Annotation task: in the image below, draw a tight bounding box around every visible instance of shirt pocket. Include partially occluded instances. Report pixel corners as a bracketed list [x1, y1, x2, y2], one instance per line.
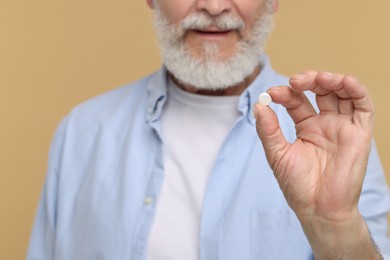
[249, 209, 313, 260]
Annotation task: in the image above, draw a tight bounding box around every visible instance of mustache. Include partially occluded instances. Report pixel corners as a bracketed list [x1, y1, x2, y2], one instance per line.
[180, 13, 245, 31]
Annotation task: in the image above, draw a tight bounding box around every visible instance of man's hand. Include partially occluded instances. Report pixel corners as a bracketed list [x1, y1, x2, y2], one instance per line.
[254, 71, 382, 259]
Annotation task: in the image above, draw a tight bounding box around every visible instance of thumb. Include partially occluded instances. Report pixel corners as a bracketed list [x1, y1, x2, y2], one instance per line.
[254, 102, 288, 169]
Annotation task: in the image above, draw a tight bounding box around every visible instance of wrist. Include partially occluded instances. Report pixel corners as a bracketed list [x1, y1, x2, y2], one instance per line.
[298, 212, 382, 259]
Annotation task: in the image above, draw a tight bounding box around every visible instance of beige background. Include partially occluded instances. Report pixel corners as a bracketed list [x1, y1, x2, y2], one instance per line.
[1, 1, 389, 259]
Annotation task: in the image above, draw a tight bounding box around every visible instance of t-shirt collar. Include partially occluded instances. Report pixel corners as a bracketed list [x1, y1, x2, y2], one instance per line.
[146, 55, 277, 125]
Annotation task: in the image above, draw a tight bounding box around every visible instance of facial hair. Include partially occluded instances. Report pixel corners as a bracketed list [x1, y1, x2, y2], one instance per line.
[152, 1, 274, 90]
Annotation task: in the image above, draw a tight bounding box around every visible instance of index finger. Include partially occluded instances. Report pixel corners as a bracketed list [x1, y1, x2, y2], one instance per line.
[289, 71, 374, 113]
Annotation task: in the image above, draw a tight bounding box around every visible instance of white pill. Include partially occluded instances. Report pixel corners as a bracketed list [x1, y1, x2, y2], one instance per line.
[258, 92, 272, 106]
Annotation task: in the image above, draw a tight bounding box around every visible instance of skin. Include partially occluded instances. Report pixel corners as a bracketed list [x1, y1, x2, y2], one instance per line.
[147, 0, 278, 95]
[254, 71, 381, 259]
[147, 0, 383, 258]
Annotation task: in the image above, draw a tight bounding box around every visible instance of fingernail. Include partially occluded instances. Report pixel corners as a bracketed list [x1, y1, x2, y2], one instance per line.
[320, 72, 333, 78]
[253, 104, 259, 118]
[291, 74, 307, 81]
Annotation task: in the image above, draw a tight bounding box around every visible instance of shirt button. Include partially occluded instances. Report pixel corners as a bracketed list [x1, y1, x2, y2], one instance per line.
[147, 107, 153, 114]
[144, 196, 153, 205]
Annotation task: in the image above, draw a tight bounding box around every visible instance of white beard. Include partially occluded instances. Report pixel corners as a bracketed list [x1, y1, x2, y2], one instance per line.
[152, 1, 274, 90]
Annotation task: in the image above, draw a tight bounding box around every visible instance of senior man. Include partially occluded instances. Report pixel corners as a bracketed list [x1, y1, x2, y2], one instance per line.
[28, 0, 390, 259]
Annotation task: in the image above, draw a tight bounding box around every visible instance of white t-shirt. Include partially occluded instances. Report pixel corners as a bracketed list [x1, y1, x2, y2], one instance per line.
[147, 79, 240, 260]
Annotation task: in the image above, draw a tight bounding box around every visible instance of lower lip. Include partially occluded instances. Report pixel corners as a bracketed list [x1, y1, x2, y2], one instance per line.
[192, 30, 233, 40]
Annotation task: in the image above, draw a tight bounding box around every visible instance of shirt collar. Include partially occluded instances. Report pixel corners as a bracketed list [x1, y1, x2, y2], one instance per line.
[146, 55, 277, 125]
[146, 66, 169, 123]
[239, 55, 277, 125]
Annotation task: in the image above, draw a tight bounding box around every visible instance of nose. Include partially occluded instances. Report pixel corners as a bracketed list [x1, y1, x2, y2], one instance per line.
[195, 0, 232, 16]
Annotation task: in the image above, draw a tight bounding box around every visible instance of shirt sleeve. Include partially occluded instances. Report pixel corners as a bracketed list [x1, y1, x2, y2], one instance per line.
[359, 140, 390, 257]
[26, 117, 69, 260]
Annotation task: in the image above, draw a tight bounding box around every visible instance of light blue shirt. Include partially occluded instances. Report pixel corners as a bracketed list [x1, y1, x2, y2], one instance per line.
[27, 57, 390, 259]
